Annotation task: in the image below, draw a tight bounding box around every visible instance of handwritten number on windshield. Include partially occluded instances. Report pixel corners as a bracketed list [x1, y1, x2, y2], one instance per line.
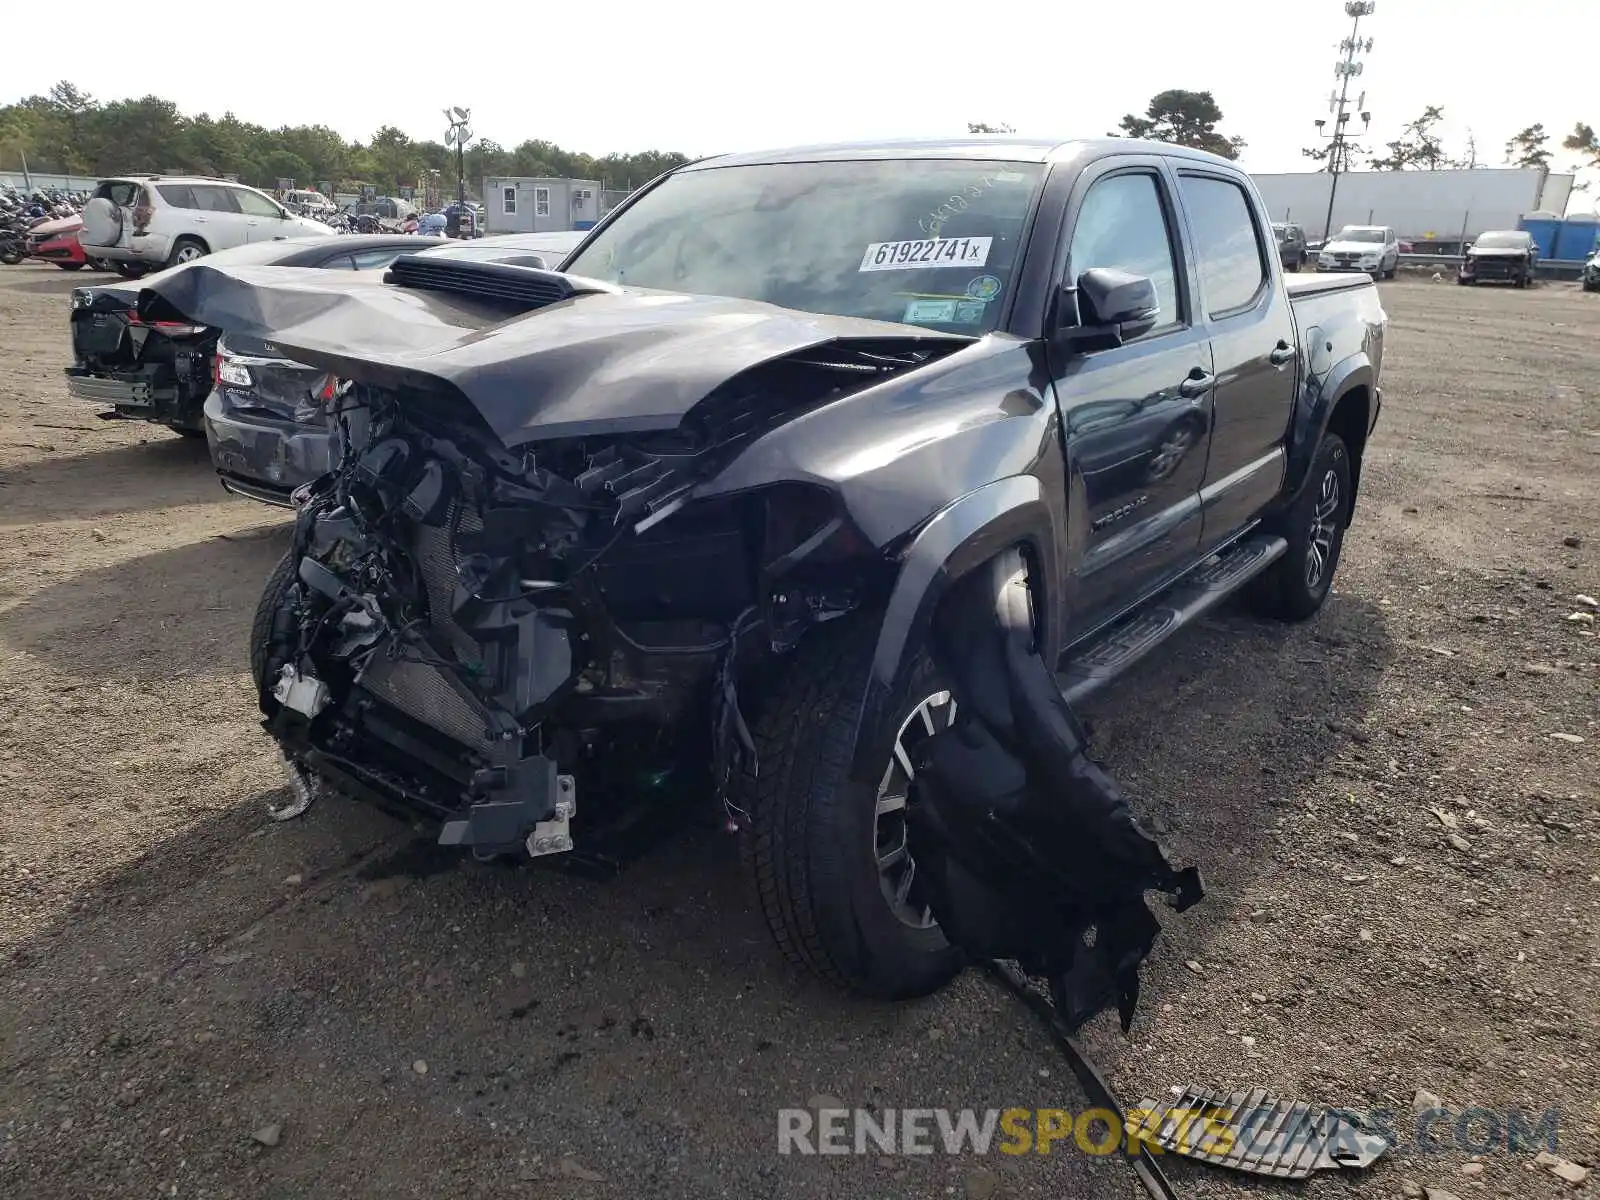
[920, 175, 1002, 238]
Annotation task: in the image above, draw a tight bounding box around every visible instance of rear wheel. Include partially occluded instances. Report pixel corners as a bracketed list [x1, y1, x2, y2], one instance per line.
[54, 262, 85, 271]
[740, 619, 963, 999]
[165, 237, 208, 269]
[1250, 434, 1351, 622]
[114, 262, 149, 280]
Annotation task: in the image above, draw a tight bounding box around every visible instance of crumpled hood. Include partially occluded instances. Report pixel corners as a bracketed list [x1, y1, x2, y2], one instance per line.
[137, 261, 968, 445]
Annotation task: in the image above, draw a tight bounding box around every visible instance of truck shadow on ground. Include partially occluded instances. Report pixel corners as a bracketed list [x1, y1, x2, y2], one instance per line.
[1072, 592, 1397, 1067]
[0, 578, 1393, 1196]
[0, 521, 289, 680]
[0, 434, 238, 525]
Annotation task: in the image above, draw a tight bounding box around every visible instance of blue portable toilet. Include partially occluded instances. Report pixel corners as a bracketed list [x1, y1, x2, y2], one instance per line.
[1518, 216, 1562, 258]
[1553, 218, 1600, 262]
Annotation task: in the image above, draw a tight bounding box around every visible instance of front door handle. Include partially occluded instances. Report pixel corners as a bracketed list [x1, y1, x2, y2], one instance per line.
[1178, 370, 1214, 399]
[1269, 341, 1297, 366]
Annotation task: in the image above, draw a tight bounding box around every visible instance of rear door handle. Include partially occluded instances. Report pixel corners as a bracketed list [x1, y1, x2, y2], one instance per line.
[1178, 370, 1214, 399]
[1269, 341, 1297, 366]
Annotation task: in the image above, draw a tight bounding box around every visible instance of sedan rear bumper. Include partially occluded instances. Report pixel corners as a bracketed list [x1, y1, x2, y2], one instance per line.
[203, 389, 337, 506]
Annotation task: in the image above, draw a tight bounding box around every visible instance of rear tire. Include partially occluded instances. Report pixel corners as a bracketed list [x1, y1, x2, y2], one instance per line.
[165, 237, 208, 269]
[739, 618, 963, 1000]
[1250, 434, 1351, 622]
[114, 262, 148, 280]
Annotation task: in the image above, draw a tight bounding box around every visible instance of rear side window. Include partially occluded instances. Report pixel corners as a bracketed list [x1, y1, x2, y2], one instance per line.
[233, 188, 282, 218]
[157, 184, 196, 209]
[189, 185, 241, 214]
[1068, 172, 1183, 335]
[94, 181, 144, 207]
[1179, 175, 1268, 317]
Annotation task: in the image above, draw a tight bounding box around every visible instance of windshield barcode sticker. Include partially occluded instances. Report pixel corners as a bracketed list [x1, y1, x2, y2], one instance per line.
[860, 237, 992, 272]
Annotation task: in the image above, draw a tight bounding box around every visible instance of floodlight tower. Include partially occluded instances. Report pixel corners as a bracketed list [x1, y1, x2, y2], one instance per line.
[444, 106, 473, 212]
[1312, 2, 1376, 241]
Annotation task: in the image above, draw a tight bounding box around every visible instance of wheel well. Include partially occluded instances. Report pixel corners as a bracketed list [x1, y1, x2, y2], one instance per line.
[173, 235, 209, 253]
[1326, 386, 1370, 523]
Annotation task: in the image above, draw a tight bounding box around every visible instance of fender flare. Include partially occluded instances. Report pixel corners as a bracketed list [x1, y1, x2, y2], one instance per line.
[848, 474, 1060, 785]
[1282, 354, 1375, 505]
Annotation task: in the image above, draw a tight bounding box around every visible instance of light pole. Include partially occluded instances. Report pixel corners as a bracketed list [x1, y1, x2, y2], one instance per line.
[1314, 2, 1376, 243]
[443, 106, 472, 231]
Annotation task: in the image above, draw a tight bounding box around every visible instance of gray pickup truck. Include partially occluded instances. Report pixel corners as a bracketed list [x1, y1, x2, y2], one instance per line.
[140, 136, 1385, 1000]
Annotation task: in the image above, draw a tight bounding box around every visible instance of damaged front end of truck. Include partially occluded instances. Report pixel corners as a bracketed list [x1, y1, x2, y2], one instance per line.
[140, 246, 1202, 1025]
[143, 255, 975, 860]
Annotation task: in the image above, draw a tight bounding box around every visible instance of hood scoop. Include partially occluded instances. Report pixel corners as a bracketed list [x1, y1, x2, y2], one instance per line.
[383, 255, 615, 312]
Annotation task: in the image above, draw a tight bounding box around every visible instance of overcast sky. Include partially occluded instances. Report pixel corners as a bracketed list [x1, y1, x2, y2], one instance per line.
[9, 0, 1599, 205]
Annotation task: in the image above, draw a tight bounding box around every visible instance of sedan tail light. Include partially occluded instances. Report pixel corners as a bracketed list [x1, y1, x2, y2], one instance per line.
[124, 309, 206, 336]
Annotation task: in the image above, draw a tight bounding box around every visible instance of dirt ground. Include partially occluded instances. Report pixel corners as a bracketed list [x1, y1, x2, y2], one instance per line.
[0, 262, 1595, 1200]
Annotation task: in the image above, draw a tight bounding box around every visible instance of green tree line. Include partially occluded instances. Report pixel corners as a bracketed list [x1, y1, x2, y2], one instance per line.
[0, 82, 690, 196]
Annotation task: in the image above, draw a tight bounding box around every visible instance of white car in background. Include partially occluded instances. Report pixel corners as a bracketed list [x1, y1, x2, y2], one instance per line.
[79, 176, 335, 278]
[1316, 225, 1401, 280]
[282, 188, 335, 217]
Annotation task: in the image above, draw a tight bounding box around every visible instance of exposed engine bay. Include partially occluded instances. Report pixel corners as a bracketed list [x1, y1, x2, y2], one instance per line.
[254, 336, 962, 859]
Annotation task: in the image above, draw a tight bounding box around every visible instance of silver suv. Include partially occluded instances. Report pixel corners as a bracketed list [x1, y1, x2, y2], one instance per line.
[80, 176, 335, 276]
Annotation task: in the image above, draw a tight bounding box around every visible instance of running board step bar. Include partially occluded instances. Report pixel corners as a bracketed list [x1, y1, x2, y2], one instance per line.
[1057, 533, 1287, 705]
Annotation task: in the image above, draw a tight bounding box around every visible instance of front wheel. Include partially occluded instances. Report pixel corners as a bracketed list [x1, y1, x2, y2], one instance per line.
[1250, 434, 1351, 622]
[55, 261, 85, 271]
[114, 262, 149, 280]
[739, 620, 962, 999]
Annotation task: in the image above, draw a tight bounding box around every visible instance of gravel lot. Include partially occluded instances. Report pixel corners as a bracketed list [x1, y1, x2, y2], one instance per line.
[0, 262, 1595, 1200]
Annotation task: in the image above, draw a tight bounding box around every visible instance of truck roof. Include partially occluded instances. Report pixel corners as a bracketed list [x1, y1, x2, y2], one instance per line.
[688, 136, 1244, 170]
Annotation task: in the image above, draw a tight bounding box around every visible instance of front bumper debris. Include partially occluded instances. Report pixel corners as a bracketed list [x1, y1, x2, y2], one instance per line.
[1132, 1086, 1390, 1178]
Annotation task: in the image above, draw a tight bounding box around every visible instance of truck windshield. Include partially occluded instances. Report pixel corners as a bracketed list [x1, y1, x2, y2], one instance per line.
[1335, 228, 1385, 243]
[563, 159, 1047, 333]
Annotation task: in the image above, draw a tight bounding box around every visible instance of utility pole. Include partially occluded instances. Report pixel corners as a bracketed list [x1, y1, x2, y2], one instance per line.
[443, 107, 472, 233]
[1312, 2, 1376, 242]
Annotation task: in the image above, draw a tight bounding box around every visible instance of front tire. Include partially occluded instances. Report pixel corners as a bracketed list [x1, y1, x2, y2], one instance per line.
[114, 262, 149, 280]
[1250, 434, 1351, 622]
[251, 553, 299, 689]
[740, 619, 962, 999]
[55, 261, 85, 271]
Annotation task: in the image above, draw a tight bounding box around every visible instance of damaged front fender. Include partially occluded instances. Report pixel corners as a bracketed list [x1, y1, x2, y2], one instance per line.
[849, 475, 1063, 790]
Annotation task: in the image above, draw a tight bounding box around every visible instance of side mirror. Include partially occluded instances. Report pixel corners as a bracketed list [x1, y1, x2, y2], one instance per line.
[1056, 267, 1160, 351]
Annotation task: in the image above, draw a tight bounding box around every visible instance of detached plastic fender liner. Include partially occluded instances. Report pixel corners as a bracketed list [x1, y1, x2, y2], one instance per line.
[906, 549, 1202, 1032]
[1282, 356, 1374, 510]
[848, 475, 1060, 787]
